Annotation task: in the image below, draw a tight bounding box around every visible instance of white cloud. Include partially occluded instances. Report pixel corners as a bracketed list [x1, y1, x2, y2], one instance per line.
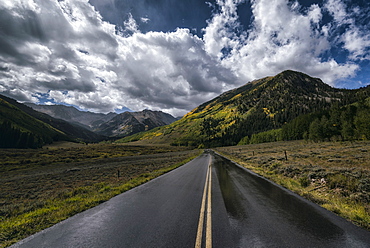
[140, 17, 150, 23]
[113, 28, 237, 115]
[123, 13, 140, 35]
[203, 0, 244, 59]
[342, 28, 370, 60]
[308, 4, 322, 25]
[324, 0, 348, 24]
[203, 0, 364, 85]
[0, 0, 369, 116]
[0, 0, 236, 116]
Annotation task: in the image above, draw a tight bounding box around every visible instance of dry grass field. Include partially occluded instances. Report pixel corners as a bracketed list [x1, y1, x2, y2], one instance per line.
[0, 143, 200, 247]
[215, 140, 370, 231]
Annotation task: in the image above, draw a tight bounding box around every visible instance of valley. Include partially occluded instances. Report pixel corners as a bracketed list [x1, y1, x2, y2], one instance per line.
[26, 103, 178, 138]
[1, 70, 370, 149]
[1, 70, 370, 246]
[1, 141, 369, 247]
[2, 0, 370, 245]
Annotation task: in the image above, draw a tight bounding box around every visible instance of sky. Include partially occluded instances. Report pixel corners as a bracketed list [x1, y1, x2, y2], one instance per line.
[0, 0, 369, 116]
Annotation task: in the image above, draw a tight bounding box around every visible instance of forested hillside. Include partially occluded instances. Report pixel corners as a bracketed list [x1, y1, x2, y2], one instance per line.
[0, 94, 106, 146]
[118, 70, 370, 147]
[0, 98, 68, 148]
[243, 97, 370, 144]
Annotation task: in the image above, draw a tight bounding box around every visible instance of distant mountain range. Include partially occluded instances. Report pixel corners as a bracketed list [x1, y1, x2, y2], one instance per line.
[118, 70, 370, 147]
[94, 110, 178, 137]
[25, 103, 178, 138]
[0, 95, 177, 148]
[24, 103, 118, 130]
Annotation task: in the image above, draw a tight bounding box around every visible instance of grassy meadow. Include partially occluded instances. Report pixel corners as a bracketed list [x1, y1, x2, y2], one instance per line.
[215, 140, 370, 231]
[0, 143, 200, 247]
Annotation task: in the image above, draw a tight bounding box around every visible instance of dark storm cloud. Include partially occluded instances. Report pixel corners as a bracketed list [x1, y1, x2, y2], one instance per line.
[0, 8, 44, 63]
[0, 0, 119, 103]
[112, 28, 238, 114]
[0, 0, 239, 115]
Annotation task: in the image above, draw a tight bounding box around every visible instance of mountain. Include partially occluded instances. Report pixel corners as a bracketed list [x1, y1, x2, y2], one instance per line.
[25, 103, 118, 130]
[0, 96, 69, 148]
[117, 70, 370, 147]
[95, 109, 177, 137]
[0, 94, 105, 144]
[25, 103, 178, 138]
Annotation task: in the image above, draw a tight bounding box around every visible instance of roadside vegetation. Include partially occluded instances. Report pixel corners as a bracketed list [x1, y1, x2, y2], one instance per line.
[0, 143, 200, 248]
[215, 140, 370, 231]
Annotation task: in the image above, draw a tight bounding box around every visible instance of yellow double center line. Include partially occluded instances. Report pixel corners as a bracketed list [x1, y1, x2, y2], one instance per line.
[195, 156, 212, 248]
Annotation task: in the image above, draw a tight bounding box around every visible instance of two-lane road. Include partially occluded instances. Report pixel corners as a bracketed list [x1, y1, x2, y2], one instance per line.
[12, 151, 370, 247]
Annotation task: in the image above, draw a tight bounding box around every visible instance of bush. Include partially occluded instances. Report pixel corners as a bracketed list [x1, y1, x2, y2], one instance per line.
[249, 129, 282, 144]
[327, 174, 359, 192]
[299, 176, 310, 187]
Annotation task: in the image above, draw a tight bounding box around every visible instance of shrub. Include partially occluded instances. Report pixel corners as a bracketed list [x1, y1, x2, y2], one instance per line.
[299, 176, 310, 187]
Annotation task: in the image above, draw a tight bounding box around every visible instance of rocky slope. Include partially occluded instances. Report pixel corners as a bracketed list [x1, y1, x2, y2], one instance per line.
[95, 109, 177, 137]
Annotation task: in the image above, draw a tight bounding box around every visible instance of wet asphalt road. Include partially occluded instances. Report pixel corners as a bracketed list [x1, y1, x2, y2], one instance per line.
[12, 151, 370, 247]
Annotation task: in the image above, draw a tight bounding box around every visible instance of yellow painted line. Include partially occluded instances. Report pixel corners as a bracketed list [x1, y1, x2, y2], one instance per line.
[195, 156, 212, 248]
[206, 157, 212, 248]
[195, 162, 209, 248]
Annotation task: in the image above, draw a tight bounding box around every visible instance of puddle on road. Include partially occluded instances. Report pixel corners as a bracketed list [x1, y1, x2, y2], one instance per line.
[214, 157, 247, 220]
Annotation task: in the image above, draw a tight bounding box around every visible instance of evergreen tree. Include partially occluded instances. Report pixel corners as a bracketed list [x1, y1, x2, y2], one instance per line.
[200, 117, 221, 146]
[0, 121, 43, 148]
[354, 109, 370, 140]
[341, 121, 355, 141]
[320, 115, 331, 140]
[309, 118, 322, 142]
[329, 104, 341, 138]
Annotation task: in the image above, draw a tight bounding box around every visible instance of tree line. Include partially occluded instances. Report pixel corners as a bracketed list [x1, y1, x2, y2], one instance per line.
[0, 121, 46, 148]
[239, 100, 370, 145]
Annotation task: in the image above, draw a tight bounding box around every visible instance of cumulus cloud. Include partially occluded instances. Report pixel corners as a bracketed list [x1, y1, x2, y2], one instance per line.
[0, 0, 236, 116]
[0, 0, 369, 116]
[114, 28, 238, 113]
[203, 0, 367, 85]
[203, 0, 245, 59]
